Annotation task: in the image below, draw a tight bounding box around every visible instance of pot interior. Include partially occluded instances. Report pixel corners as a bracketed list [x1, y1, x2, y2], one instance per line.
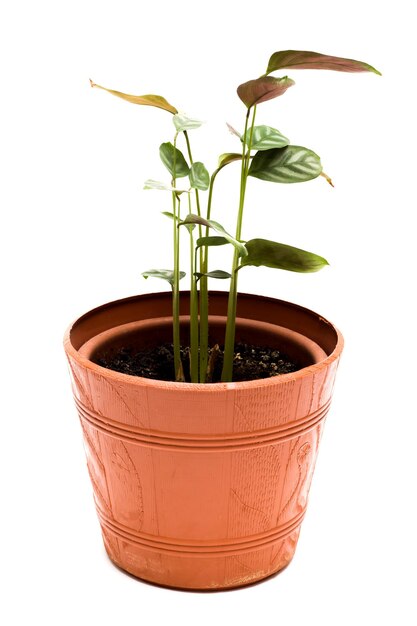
[82, 315, 327, 372]
[69, 291, 341, 370]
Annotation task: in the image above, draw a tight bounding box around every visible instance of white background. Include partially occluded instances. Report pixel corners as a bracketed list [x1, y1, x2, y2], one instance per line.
[1, 0, 416, 624]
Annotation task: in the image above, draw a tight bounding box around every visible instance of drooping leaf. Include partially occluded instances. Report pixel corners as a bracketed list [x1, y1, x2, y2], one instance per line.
[173, 113, 204, 132]
[180, 214, 247, 257]
[144, 179, 189, 193]
[189, 162, 210, 190]
[266, 50, 381, 75]
[89, 80, 178, 113]
[243, 125, 289, 150]
[195, 270, 232, 281]
[161, 211, 175, 219]
[217, 153, 242, 170]
[159, 142, 190, 178]
[196, 236, 229, 248]
[240, 239, 329, 273]
[248, 145, 322, 183]
[237, 76, 295, 108]
[142, 269, 186, 287]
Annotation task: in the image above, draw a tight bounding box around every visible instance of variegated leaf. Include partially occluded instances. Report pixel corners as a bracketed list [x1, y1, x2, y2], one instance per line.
[243, 125, 289, 150]
[249, 145, 322, 183]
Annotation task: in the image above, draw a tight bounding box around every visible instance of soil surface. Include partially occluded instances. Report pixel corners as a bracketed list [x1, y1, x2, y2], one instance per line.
[95, 342, 300, 383]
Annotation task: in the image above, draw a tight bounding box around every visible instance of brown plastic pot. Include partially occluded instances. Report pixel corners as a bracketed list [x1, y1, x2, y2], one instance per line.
[64, 291, 343, 590]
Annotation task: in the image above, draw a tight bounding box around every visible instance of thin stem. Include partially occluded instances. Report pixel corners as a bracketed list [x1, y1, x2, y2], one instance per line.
[172, 132, 183, 381]
[184, 132, 202, 218]
[189, 223, 199, 383]
[198, 168, 220, 381]
[221, 106, 257, 382]
[183, 130, 203, 383]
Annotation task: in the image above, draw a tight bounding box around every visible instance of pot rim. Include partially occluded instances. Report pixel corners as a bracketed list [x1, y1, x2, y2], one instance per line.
[64, 291, 344, 392]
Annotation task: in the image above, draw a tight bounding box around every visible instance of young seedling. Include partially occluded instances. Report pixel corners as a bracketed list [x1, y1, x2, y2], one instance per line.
[91, 50, 380, 383]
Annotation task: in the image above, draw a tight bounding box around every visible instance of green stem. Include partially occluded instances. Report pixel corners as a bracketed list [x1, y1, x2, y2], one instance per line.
[172, 133, 183, 381]
[198, 168, 220, 382]
[184, 132, 202, 218]
[189, 221, 199, 383]
[183, 130, 202, 382]
[221, 106, 257, 382]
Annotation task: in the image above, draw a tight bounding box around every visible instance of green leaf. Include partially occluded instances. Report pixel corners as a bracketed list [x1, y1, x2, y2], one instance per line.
[237, 76, 295, 108]
[266, 50, 381, 75]
[180, 214, 247, 258]
[217, 153, 242, 170]
[243, 125, 289, 150]
[189, 162, 210, 190]
[142, 269, 186, 287]
[161, 211, 175, 219]
[89, 80, 178, 113]
[144, 179, 189, 193]
[159, 143, 190, 178]
[248, 145, 322, 183]
[240, 239, 329, 273]
[173, 113, 204, 132]
[195, 270, 232, 281]
[196, 236, 229, 248]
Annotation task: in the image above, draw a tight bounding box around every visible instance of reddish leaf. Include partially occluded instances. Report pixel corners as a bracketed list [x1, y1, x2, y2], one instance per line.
[237, 76, 295, 108]
[267, 50, 381, 75]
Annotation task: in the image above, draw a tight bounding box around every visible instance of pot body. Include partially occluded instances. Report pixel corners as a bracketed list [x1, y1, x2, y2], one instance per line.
[64, 292, 343, 590]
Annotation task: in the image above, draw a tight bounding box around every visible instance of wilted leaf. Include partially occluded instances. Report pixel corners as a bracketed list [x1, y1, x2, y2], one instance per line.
[195, 270, 232, 280]
[237, 76, 295, 108]
[226, 123, 241, 138]
[189, 162, 210, 190]
[142, 269, 186, 287]
[180, 214, 247, 257]
[159, 142, 190, 178]
[240, 239, 329, 273]
[196, 236, 229, 248]
[173, 113, 204, 132]
[249, 145, 322, 183]
[243, 125, 289, 150]
[266, 50, 381, 75]
[217, 153, 242, 170]
[90, 80, 178, 113]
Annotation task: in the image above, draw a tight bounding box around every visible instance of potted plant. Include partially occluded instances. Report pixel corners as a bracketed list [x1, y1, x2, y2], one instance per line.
[64, 49, 379, 590]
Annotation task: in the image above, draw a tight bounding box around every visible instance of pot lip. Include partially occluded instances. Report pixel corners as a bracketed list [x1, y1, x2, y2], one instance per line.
[64, 291, 344, 391]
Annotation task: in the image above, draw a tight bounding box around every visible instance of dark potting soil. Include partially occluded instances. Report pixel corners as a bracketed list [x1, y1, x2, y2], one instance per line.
[96, 342, 300, 383]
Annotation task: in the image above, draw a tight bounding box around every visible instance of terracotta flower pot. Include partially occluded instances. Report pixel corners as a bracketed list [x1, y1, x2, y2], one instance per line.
[64, 291, 343, 590]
